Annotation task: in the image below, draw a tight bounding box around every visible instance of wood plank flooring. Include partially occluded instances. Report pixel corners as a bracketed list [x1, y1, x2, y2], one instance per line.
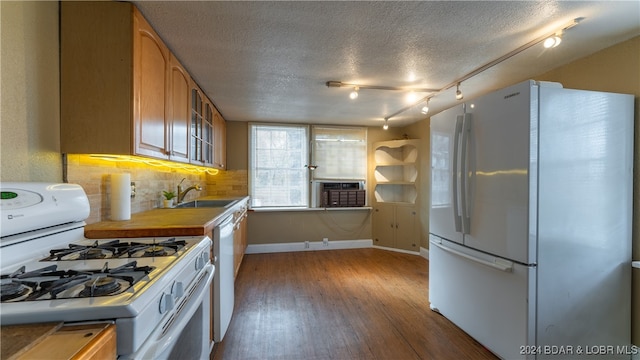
[211, 248, 498, 360]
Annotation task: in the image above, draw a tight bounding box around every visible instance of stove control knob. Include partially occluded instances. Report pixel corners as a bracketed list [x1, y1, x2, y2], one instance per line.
[159, 293, 174, 314]
[172, 281, 184, 299]
[195, 256, 204, 271]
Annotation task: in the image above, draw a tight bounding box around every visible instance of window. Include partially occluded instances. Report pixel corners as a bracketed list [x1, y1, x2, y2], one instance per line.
[249, 124, 309, 208]
[311, 126, 367, 181]
[249, 124, 367, 208]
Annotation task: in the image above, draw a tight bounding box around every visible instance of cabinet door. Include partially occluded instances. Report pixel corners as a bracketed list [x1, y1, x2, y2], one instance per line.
[168, 54, 190, 163]
[372, 206, 395, 248]
[214, 111, 226, 169]
[395, 206, 419, 251]
[190, 84, 204, 164]
[133, 9, 169, 159]
[203, 101, 215, 166]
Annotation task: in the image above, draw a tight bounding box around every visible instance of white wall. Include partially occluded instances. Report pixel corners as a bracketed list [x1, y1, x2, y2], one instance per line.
[1, 1, 62, 182]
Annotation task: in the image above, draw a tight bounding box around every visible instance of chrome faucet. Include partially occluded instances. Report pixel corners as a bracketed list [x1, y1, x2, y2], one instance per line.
[177, 178, 202, 203]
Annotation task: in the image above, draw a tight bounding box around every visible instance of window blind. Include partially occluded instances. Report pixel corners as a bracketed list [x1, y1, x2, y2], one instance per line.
[311, 126, 367, 180]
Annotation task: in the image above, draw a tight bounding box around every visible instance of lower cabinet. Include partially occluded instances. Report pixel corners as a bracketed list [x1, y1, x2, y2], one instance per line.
[233, 207, 248, 279]
[372, 204, 419, 252]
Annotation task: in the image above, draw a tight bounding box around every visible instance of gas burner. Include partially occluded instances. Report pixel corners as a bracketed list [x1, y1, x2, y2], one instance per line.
[79, 276, 121, 297]
[124, 238, 186, 258]
[0, 262, 155, 302]
[0, 282, 33, 302]
[42, 240, 128, 261]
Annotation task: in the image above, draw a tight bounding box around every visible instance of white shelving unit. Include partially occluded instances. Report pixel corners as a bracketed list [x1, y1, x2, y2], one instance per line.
[372, 139, 420, 252]
[373, 139, 419, 205]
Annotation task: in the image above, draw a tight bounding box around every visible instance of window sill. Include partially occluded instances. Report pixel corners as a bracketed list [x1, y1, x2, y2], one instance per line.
[250, 206, 372, 213]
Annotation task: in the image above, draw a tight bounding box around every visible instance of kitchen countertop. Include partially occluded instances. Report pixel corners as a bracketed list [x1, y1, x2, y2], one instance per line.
[85, 196, 249, 239]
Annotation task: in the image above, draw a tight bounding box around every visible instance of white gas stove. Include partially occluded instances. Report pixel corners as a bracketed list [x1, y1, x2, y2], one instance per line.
[0, 182, 214, 359]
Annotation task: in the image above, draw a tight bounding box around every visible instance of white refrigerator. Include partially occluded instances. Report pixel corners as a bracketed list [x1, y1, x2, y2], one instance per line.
[429, 80, 634, 359]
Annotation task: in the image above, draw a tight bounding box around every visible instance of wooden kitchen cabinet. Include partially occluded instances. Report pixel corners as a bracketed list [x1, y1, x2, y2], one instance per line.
[61, 2, 189, 163]
[233, 207, 248, 279]
[169, 54, 191, 163]
[190, 83, 214, 166]
[190, 82, 226, 169]
[214, 111, 227, 169]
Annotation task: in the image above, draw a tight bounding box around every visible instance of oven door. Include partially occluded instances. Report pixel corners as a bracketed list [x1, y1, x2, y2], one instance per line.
[121, 264, 214, 360]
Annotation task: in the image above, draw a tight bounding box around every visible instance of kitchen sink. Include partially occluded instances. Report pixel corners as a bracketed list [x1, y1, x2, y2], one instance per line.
[174, 199, 236, 208]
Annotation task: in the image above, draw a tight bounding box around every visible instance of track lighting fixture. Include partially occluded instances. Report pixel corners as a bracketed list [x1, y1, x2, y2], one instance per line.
[421, 99, 430, 115]
[383, 118, 389, 130]
[455, 83, 463, 100]
[382, 17, 582, 122]
[349, 87, 359, 99]
[327, 81, 437, 100]
[543, 32, 563, 48]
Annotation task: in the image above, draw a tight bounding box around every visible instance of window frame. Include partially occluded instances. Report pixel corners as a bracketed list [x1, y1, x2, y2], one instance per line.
[248, 123, 368, 209]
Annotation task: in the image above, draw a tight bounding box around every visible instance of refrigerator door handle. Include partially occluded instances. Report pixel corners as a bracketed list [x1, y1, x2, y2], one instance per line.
[452, 115, 464, 233]
[430, 239, 513, 272]
[460, 113, 472, 234]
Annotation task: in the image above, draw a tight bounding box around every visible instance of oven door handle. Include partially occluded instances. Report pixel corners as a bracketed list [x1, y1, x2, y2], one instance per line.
[124, 265, 214, 360]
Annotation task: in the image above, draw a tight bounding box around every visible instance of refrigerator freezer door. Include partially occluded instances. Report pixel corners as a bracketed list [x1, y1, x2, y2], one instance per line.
[429, 236, 535, 359]
[430, 104, 465, 244]
[535, 87, 633, 358]
[462, 81, 535, 264]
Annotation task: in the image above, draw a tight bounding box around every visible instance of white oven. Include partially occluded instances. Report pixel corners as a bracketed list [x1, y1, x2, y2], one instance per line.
[0, 182, 214, 359]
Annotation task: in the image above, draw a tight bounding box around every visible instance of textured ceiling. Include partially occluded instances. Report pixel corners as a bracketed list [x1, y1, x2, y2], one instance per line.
[132, 1, 640, 128]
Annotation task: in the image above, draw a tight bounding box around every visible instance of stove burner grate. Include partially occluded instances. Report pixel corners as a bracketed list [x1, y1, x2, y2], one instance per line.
[0, 262, 155, 302]
[40, 238, 187, 261]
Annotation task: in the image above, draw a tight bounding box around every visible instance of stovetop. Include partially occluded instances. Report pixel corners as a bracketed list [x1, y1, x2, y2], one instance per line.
[41, 238, 188, 261]
[1, 261, 153, 302]
[0, 236, 203, 304]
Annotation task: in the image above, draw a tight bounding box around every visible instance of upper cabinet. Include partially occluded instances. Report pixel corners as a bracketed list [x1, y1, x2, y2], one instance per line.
[213, 110, 227, 170]
[168, 54, 191, 163]
[60, 1, 224, 168]
[190, 81, 226, 169]
[133, 9, 170, 159]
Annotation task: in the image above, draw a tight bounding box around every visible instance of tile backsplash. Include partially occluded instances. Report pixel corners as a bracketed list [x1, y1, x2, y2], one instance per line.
[65, 155, 247, 224]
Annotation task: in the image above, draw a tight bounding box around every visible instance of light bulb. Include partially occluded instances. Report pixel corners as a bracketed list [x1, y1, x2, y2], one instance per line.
[383, 119, 389, 130]
[349, 87, 359, 99]
[406, 91, 418, 103]
[455, 84, 463, 100]
[421, 106, 429, 115]
[543, 33, 562, 48]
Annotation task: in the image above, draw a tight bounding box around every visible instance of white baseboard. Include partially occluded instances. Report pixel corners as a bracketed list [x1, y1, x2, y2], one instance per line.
[372, 245, 420, 256]
[420, 247, 429, 260]
[245, 239, 373, 254]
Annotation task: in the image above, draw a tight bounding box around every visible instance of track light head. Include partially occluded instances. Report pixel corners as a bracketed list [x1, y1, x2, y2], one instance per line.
[543, 32, 563, 48]
[349, 87, 359, 100]
[383, 118, 389, 130]
[455, 83, 464, 100]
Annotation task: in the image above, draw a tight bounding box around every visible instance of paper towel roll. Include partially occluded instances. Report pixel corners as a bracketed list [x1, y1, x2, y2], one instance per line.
[111, 173, 131, 221]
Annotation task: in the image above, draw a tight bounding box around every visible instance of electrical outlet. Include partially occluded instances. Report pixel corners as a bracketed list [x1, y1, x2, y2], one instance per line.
[323, 237, 328, 247]
[304, 241, 309, 249]
[130, 182, 136, 198]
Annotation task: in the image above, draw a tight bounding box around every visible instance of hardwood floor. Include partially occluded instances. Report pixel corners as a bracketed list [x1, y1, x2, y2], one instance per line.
[211, 248, 498, 360]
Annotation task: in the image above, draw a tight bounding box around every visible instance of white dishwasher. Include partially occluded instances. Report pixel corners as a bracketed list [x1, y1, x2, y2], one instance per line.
[213, 214, 234, 342]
